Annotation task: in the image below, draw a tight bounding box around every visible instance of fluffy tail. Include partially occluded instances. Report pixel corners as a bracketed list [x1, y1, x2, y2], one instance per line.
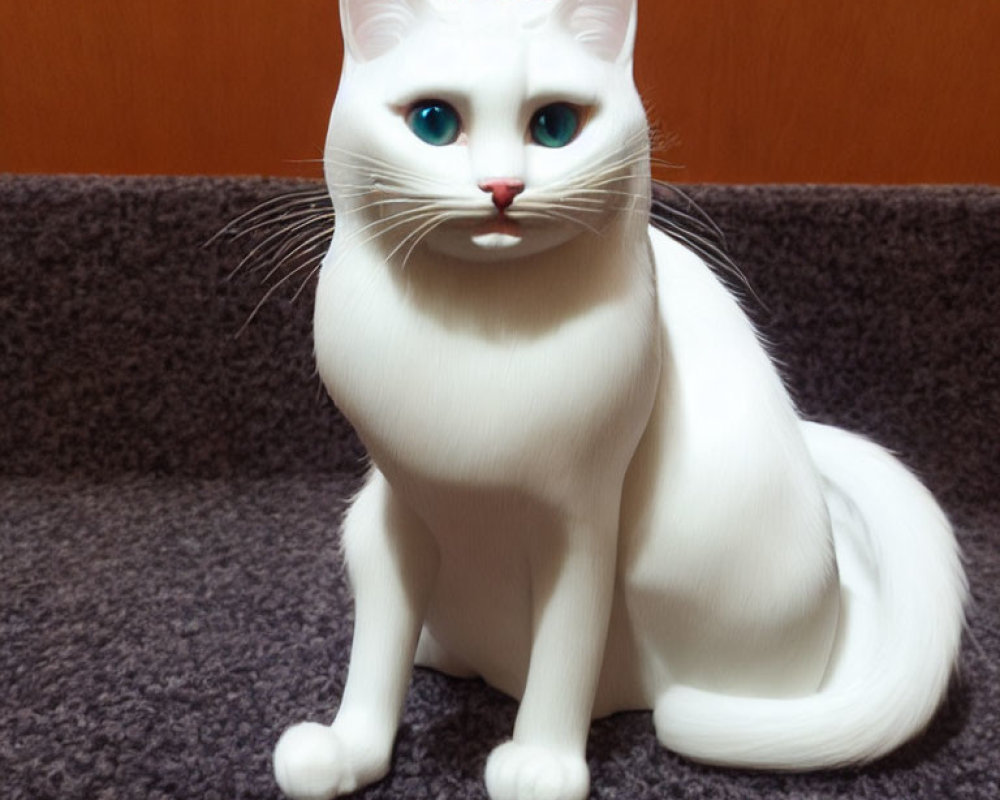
[654, 422, 967, 769]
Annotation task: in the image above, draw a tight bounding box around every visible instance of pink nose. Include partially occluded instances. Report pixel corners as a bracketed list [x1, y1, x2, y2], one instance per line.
[479, 179, 525, 212]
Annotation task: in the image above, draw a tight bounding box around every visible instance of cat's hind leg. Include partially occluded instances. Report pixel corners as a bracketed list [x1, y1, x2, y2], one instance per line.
[274, 471, 438, 800]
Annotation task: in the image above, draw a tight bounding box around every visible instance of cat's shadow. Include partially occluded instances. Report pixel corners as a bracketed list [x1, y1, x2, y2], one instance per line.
[400, 671, 515, 790]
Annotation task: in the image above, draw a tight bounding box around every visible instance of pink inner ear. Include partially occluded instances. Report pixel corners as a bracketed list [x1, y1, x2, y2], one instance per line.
[562, 0, 636, 62]
[342, 0, 419, 62]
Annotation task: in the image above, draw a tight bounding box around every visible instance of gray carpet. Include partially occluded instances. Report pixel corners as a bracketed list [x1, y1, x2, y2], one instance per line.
[1, 175, 997, 799]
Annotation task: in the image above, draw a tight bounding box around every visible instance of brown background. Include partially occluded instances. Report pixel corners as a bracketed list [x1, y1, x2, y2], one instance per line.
[2, 1, 998, 183]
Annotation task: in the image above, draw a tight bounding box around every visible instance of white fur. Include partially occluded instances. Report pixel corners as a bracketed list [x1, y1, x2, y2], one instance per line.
[273, 2, 967, 799]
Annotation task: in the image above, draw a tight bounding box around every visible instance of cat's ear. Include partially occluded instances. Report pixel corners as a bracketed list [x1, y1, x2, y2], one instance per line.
[556, 0, 638, 63]
[339, 0, 425, 62]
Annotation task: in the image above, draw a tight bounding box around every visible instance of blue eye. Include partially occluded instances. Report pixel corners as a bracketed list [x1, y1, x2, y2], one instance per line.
[407, 101, 461, 146]
[530, 103, 581, 148]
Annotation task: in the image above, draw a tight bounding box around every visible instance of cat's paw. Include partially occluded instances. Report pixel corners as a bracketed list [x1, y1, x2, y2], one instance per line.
[485, 741, 589, 800]
[273, 721, 389, 800]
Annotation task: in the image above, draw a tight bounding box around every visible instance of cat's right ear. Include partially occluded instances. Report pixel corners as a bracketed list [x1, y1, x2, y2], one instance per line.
[339, 0, 424, 62]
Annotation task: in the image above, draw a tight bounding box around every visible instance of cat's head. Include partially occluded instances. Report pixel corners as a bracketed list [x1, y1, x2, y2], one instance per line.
[327, 0, 648, 263]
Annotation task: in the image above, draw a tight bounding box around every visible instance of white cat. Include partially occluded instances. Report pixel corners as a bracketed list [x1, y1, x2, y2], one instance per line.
[272, 2, 968, 799]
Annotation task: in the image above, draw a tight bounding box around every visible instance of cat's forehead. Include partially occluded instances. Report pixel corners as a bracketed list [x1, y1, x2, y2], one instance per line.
[430, 0, 559, 32]
[416, 3, 616, 67]
[381, 21, 605, 103]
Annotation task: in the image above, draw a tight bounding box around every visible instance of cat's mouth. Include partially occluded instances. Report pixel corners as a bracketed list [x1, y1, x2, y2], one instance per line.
[475, 215, 522, 236]
[422, 207, 579, 261]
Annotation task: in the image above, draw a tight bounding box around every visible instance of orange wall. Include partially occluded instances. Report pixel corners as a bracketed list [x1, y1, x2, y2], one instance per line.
[2, 1, 998, 183]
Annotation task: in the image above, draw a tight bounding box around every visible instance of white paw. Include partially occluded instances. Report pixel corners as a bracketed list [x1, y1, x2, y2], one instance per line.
[273, 721, 389, 800]
[485, 741, 589, 800]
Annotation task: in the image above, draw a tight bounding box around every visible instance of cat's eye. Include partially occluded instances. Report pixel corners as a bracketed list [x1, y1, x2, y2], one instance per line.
[407, 101, 462, 146]
[529, 103, 582, 148]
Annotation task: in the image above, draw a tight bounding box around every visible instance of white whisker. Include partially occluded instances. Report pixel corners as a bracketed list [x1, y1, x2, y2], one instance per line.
[209, 188, 329, 245]
[230, 208, 334, 241]
[291, 260, 324, 304]
[235, 254, 323, 338]
[227, 213, 332, 282]
[340, 203, 446, 250]
[398, 214, 452, 269]
[258, 227, 337, 286]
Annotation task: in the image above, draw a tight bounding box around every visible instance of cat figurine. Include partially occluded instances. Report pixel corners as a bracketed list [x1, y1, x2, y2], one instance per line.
[272, 2, 967, 799]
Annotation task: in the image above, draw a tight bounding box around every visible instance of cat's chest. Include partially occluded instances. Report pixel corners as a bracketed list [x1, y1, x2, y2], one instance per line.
[313, 237, 659, 486]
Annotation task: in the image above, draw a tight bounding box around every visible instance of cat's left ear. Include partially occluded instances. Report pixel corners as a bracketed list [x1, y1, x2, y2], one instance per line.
[556, 0, 638, 63]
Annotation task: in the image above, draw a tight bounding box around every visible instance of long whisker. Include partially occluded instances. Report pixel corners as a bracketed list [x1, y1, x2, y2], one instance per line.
[339, 202, 447, 250]
[212, 186, 337, 335]
[290, 260, 325, 304]
[589, 147, 651, 177]
[382, 211, 443, 264]
[398, 213, 454, 269]
[386, 206, 481, 266]
[658, 185, 728, 239]
[226, 213, 331, 282]
[332, 201, 471, 267]
[542, 208, 606, 237]
[570, 187, 645, 205]
[228, 207, 333, 242]
[235, 255, 324, 338]
[559, 155, 647, 190]
[207, 188, 330, 247]
[241, 212, 335, 265]
[257, 227, 336, 286]
[649, 204, 762, 307]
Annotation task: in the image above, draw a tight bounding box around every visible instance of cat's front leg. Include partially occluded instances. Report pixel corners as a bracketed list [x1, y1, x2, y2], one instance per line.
[274, 471, 437, 800]
[485, 515, 617, 800]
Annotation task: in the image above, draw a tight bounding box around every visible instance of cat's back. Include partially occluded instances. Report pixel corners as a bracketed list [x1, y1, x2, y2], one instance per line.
[635, 225, 819, 507]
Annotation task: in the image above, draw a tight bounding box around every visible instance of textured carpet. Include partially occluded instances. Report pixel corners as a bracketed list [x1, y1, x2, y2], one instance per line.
[1, 175, 997, 799]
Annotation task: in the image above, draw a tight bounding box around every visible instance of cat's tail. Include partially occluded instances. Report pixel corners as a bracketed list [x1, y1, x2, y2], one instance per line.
[653, 422, 967, 770]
